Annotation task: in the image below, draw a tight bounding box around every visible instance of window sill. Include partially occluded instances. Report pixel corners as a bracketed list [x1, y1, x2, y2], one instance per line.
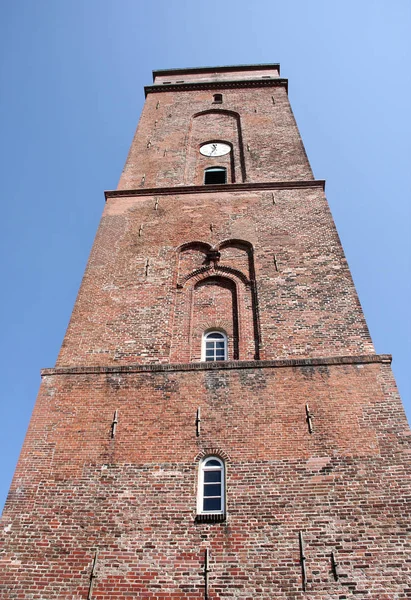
[195, 513, 226, 523]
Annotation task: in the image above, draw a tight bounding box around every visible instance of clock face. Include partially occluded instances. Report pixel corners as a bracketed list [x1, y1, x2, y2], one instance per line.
[200, 142, 231, 157]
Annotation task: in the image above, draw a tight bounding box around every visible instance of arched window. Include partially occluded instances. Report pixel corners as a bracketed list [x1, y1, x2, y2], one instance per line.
[213, 93, 223, 103]
[198, 457, 225, 515]
[204, 167, 227, 185]
[202, 331, 227, 362]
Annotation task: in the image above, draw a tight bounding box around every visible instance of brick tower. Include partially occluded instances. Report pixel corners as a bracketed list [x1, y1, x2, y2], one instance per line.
[1, 64, 410, 598]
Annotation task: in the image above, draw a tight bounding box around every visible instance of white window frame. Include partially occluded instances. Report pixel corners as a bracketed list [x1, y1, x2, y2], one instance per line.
[197, 456, 225, 515]
[202, 330, 228, 362]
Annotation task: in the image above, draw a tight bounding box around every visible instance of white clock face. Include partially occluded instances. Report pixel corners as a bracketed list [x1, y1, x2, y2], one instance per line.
[200, 142, 231, 157]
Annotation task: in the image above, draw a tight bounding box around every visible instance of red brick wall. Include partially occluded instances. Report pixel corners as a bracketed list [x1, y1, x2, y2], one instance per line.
[118, 85, 312, 190]
[56, 185, 373, 367]
[2, 360, 410, 598]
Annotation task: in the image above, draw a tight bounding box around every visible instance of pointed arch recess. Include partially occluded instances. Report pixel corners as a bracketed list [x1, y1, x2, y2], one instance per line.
[192, 274, 240, 361]
[179, 265, 250, 288]
[171, 240, 262, 362]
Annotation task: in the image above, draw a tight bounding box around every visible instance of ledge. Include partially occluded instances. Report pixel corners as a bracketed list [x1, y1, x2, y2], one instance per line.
[145, 77, 288, 97]
[41, 354, 392, 378]
[105, 180, 325, 201]
[195, 513, 226, 524]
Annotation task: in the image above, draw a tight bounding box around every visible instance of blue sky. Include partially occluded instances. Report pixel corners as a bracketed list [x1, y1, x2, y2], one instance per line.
[1, 0, 410, 511]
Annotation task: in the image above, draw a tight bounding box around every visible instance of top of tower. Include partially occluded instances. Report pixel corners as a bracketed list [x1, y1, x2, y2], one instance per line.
[151, 63, 281, 85]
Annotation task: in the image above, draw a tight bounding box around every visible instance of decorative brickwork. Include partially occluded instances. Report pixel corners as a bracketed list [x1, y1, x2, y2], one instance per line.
[1, 63, 410, 599]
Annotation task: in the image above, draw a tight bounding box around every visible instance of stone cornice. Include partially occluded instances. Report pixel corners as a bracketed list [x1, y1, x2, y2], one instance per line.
[41, 354, 392, 378]
[105, 180, 325, 201]
[145, 78, 288, 97]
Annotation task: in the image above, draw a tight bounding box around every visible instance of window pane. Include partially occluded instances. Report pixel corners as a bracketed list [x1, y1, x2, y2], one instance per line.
[204, 483, 221, 497]
[216, 341, 225, 348]
[209, 333, 224, 339]
[216, 355, 225, 361]
[204, 459, 221, 466]
[204, 470, 221, 482]
[206, 349, 214, 356]
[203, 497, 222, 512]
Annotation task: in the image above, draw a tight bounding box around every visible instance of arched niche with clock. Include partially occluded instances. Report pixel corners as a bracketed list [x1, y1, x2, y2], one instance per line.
[184, 110, 246, 185]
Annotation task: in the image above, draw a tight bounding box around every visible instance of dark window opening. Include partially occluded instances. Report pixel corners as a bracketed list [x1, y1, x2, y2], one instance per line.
[162, 81, 171, 85]
[204, 167, 227, 185]
[213, 94, 223, 103]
